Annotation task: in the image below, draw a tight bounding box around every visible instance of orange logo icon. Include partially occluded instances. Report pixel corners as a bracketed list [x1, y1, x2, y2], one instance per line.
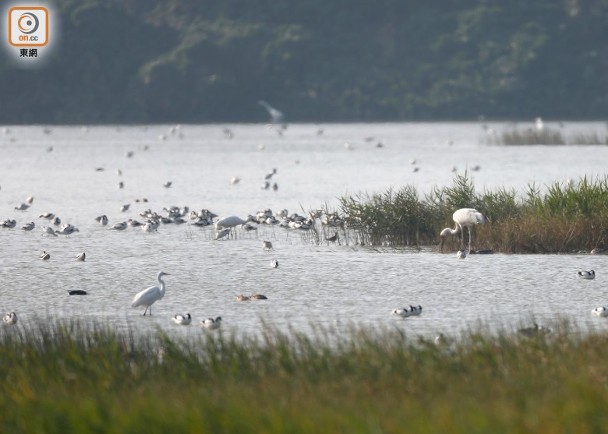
[8, 7, 48, 47]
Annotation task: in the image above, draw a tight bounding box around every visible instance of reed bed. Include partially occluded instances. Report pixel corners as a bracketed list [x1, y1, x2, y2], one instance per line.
[2, 319, 608, 433]
[483, 127, 608, 145]
[338, 173, 608, 252]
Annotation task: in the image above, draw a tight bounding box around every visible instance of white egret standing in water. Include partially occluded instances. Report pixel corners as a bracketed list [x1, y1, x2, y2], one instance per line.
[131, 271, 170, 316]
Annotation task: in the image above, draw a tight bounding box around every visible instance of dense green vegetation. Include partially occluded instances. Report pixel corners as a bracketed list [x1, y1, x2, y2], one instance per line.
[338, 173, 608, 252]
[2, 319, 608, 432]
[2, 0, 608, 123]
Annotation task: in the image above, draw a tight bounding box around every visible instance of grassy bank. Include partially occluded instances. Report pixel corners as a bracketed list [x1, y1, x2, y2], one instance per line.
[2, 320, 608, 433]
[337, 173, 608, 252]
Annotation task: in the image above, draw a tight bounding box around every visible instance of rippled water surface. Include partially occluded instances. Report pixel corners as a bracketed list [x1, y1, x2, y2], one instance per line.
[1, 122, 608, 339]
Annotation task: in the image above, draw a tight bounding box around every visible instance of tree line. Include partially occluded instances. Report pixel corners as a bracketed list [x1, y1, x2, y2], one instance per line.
[1, 0, 607, 124]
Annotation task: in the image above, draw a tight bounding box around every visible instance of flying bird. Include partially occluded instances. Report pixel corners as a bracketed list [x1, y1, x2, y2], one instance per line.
[440, 208, 485, 252]
[258, 100, 285, 125]
[131, 271, 170, 316]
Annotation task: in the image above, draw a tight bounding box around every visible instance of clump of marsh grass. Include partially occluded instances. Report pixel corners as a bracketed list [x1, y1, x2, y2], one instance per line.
[337, 172, 608, 253]
[483, 126, 608, 145]
[485, 127, 566, 145]
[3, 318, 608, 432]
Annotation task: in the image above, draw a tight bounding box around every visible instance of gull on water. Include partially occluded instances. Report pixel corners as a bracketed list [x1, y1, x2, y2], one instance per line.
[42, 226, 58, 236]
[250, 294, 268, 300]
[21, 222, 35, 231]
[2, 219, 16, 228]
[173, 313, 192, 325]
[110, 222, 127, 231]
[270, 259, 279, 268]
[76, 252, 86, 261]
[40, 251, 50, 260]
[14, 203, 29, 211]
[95, 215, 108, 226]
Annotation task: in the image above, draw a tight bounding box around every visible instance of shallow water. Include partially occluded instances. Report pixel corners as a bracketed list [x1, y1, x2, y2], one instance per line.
[1, 122, 608, 339]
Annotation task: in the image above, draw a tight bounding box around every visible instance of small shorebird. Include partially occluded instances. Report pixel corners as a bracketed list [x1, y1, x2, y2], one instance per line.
[236, 295, 250, 302]
[578, 270, 595, 280]
[3, 312, 17, 325]
[201, 317, 222, 329]
[270, 259, 279, 268]
[592, 307, 608, 317]
[14, 203, 29, 211]
[172, 313, 192, 325]
[263, 240, 273, 251]
[250, 294, 268, 300]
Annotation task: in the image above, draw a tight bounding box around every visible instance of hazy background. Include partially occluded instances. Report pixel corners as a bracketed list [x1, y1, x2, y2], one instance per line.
[1, 0, 607, 124]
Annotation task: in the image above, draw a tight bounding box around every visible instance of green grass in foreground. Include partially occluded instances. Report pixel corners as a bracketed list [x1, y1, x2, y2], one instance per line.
[2, 320, 608, 433]
[337, 173, 608, 252]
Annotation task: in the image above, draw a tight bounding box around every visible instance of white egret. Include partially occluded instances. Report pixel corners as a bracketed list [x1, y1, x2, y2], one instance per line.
[3, 312, 17, 325]
[172, 313, 192, 325]
[201, 316, 222, 329]
[440, 208, 485, 252]
[578, 270, 595, 280]
[131, 271, 170, 316]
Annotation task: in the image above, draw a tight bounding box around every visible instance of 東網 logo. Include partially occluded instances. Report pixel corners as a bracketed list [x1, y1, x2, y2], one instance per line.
[8, 6, 48, 47]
